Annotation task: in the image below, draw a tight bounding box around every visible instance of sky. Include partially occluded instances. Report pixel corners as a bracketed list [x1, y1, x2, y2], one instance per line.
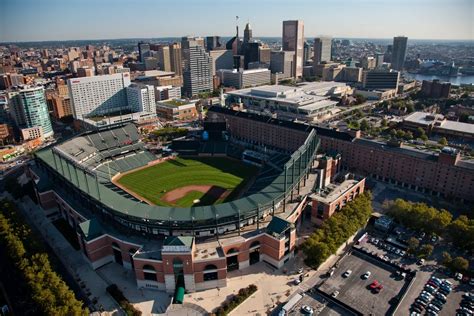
[0, 0, 473, 42]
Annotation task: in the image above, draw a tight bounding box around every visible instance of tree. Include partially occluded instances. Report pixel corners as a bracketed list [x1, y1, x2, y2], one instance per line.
[381, 118, 388, 128]
[420, 134, 428, 142]
[451, 256, 469, 272]
[406, 103, 415, 113]
[360, 119, 370, 131]
[418, 244, 434, 258]
[438, 137, 448, 146]
[404, 131, 413, 141]
[396, 129, 406, 139]
[389, 129, 397, 138]
[416, 127, 426, 138]
[407, 237, 420, 254]
[441, 251, 452, 266]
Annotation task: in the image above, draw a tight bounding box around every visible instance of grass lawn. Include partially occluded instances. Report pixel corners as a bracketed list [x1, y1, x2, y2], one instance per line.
[117, 157, 257, 207]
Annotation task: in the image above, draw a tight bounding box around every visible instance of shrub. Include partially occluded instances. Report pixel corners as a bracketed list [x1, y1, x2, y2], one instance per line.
[214, 284, 258, 315]
[106, 284, 142, 316]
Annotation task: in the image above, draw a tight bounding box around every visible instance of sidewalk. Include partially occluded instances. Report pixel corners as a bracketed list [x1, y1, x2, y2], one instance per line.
[2, 193, 121, 315]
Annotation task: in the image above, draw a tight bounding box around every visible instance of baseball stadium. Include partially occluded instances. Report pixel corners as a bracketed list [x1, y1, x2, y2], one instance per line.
[29, 106, 361, 295]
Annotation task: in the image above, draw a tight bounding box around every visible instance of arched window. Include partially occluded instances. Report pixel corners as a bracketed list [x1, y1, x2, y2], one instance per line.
[143, 265, 155, 272]
[143, 264, 157, 281]
[203, 264, 218, 281]
[227, 248, 238, 255]
[204, 264, 218, 271]
[250, 241, 261, 249]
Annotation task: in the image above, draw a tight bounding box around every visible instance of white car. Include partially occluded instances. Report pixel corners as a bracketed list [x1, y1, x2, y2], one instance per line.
[343, 270, 352, 278]
[301, 305, 314, 315]
[331, 290, 340, 298]
[362, 271, 371, 279]
[294, 278, 301, 285]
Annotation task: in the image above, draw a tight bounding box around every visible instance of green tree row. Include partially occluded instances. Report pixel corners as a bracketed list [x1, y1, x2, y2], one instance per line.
[302, 192, 373, 268]
[150, 127, 188, 141]
[0, 200, 87, 315]
[214, 284, 258, 316]
[385, 199, 474, 253]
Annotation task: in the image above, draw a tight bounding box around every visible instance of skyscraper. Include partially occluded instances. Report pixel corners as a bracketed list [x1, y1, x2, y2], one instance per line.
[244, 23, 252, 44]
[282, 20, 304, 77]
[169, 43, 183, 77]
[8, 86, 54, 138]
[183, 44, 213, 97]
[391, 36, 408, 71]
[138, 42, 151, 63]
[313, 37, 332, 65]
[206, 36, 222, 51]
[303, 41, 311, 64]
[157, 46, 171, 71]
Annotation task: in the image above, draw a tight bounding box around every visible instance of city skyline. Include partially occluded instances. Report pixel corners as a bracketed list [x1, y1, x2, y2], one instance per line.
[1, 0, 472, 42]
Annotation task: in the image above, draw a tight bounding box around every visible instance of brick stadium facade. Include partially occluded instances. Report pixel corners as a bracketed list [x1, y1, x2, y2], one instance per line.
[31, 107, 473, 295]
[209, 107, 474, 202]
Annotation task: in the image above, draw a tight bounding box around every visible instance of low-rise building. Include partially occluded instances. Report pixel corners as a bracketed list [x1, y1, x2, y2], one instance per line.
[226, 82, 352, 123]
[156, 99, 198, 121]
[403, 111, 474, 141]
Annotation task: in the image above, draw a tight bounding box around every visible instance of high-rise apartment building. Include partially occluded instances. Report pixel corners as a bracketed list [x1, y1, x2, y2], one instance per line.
[67, 73, 131, 118]
[183, 44, 213, 97]
[391, 36, 408, 71]
[8, 86, 54, 139]
[313, 37, 332, 66]
[126, 84, 156, 113]
[169, 43, 183, 77]
[282, 20, 304, 77]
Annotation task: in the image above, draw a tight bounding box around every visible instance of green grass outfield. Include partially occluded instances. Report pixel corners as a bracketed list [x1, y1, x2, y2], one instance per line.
[116, 157, 257, 207]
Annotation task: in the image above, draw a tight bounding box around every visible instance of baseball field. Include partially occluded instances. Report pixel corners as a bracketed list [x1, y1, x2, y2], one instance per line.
[115, 157, 257, 207]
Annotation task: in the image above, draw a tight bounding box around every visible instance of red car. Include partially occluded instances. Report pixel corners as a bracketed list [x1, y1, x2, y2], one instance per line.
[374, 284, 384, 293]
[370, 280, 380, 289]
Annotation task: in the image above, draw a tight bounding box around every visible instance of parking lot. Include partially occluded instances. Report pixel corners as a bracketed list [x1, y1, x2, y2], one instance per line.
[288, 291, 350, 316]
[397, 270, 474, 316]
[319, 250, 409, 315]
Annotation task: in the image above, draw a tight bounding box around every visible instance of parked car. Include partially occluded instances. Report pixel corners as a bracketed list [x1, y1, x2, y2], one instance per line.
[343, 270, 352, 278]
[362, 271, 371, 279]
[456, 273, 464, 281]
[331, 290, 340, 298]
[301, 305, 314, 315]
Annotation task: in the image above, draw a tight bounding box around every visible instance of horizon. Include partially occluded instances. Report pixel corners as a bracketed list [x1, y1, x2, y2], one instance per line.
[1, 0, 472, 42]
[2, 36, 473, 46]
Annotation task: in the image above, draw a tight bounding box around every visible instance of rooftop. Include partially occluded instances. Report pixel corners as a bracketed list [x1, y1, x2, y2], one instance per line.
[404, 111, 474, 135]
[227, 81, 350, 107]
[311, 178, 361, 204]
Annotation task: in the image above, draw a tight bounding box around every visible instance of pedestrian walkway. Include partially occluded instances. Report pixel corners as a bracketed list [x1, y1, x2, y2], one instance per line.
[2, 193, 121, 315]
